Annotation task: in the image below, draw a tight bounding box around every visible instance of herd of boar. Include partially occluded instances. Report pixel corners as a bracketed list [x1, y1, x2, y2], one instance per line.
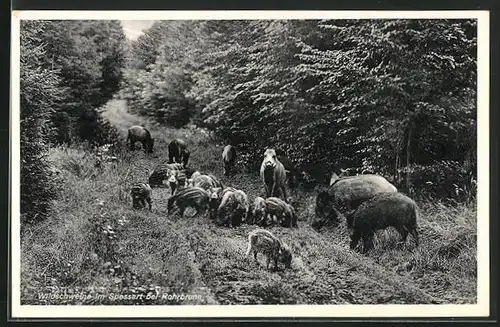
[127, 125, 420, 270]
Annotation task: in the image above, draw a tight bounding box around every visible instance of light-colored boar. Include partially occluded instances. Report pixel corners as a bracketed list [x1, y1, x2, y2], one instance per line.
[130, 182, 152, 211]
[260, 149, 288, 202]
[245, 229, 292, 270]
[313, 174, 397, 230]
[264, 197, 298, 228]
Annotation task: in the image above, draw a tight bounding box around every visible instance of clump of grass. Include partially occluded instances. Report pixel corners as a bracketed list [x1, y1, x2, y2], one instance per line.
[367, 199, 477, 303]
[248, 279, 300, 304]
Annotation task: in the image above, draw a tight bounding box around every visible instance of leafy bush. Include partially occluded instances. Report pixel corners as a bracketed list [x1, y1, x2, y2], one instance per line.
[400, 161, 476, 203]
[121, 21, 207, 128]
[78, 107, 121, 148]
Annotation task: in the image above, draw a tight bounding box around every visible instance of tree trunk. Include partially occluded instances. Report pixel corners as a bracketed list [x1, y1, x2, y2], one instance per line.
[405, 122, 413, 194]
[395, 134, 404, 185]
[395, 152, 400, 183]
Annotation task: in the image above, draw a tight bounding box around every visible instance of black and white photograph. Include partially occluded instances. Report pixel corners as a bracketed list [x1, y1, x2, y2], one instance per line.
[10, 10, 490, 319]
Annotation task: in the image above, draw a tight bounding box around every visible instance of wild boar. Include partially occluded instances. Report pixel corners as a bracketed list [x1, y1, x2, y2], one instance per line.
[130, 182, 152, 210]
[251, 196, 267, 226]
[349, 192, 419, 253]
[245, 229, 293, 270]
[167, 186, 210, 217]
[264, 197, 298, 228]
[313, 174, 397, 230]
[216, 188, 249, 227]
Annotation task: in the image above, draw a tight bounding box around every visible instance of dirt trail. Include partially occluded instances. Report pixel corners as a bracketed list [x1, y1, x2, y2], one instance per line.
[103, 99, 445, 305]
[102, 99, 149, 137]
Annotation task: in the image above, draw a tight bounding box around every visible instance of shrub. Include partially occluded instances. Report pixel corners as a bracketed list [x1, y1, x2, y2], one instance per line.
[400, 161, 476, 203]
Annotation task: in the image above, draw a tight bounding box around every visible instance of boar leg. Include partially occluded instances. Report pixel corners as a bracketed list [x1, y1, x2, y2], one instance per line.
[362, 234, 374, 253]
[350, 231, 362, 250]
[270, 181, 276, 198]
[410, 227, 419, 247]
[399, 226, 409, 243]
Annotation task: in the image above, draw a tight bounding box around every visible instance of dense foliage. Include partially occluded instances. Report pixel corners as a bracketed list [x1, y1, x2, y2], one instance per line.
[20, 21, 62, 223]
[121, 21, 207, 127]
[39, 20, 127, 145]
[20, 20, 127, 223]
[122, 19, 476, 200]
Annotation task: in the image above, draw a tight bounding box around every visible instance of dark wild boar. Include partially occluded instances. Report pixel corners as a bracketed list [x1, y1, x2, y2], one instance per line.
[222, 145, 237, 177]
[216, 188, 249, 227]
[167, 169, 187, 195]
[264, 197, 298, 228]
[349, 192, 419, 253]
[167, 186, 210, 217]
[277, 155, 301, 190]
[192, 173, 223, 191]
[251, 196, 267, 226]
[148, 163, 185, 187]
[168, 139, 190, 167]
[127, 126, 154, 153]
[207, 186, 237, 220]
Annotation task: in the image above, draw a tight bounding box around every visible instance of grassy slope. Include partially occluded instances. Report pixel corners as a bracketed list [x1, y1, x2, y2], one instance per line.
[20, 100, 477, 305]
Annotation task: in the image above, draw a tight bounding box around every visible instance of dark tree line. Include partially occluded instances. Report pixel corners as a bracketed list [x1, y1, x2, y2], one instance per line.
[122, 19, 477, 201]
[20, 20, 128, 223]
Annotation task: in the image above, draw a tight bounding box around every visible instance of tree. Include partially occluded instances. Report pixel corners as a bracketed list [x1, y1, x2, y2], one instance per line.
[122, 20, 208, 127]
[20, 21, 64, 223]
[296, 19, 476, 190]
[38, 20, 127, 145]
